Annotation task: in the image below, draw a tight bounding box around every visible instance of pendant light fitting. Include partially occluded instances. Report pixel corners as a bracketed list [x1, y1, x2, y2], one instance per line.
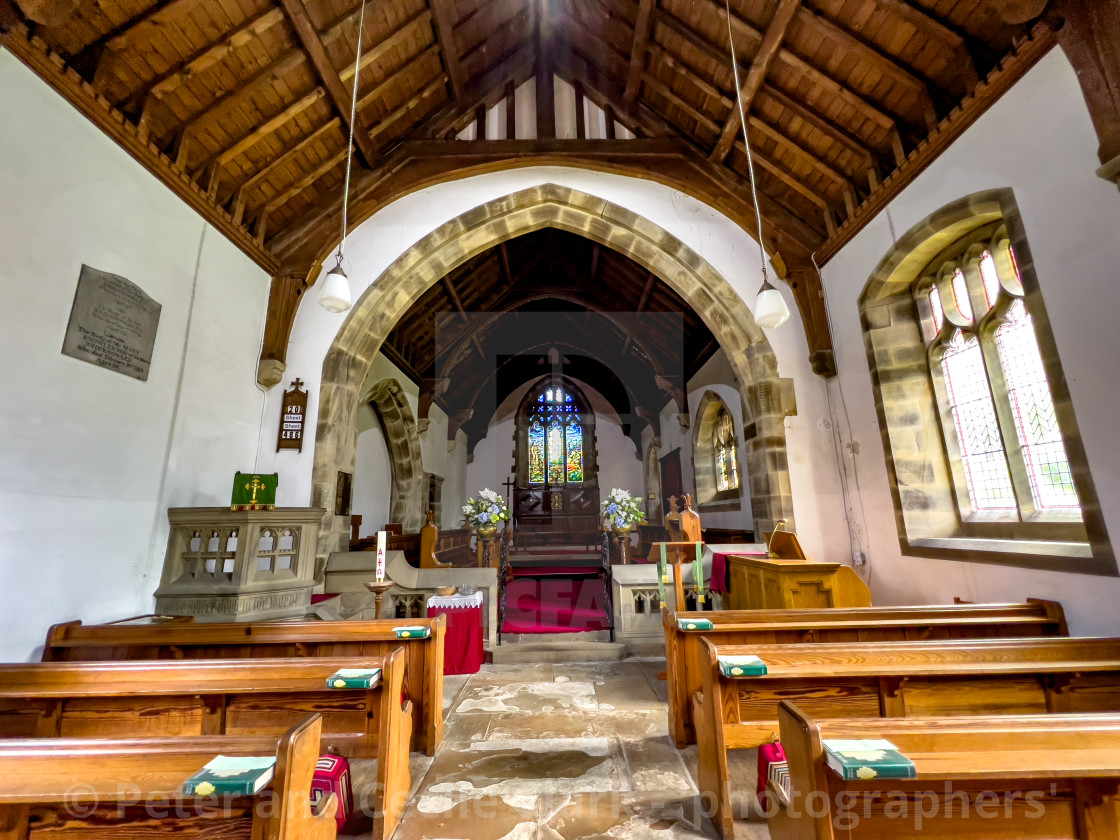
[725, 0, 790, 330]
[317, 0, 369, 314]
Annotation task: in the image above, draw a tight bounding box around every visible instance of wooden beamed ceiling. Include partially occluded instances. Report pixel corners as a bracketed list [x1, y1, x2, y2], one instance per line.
[383, 228, 710, 448]
[0, 0, 1062, 378]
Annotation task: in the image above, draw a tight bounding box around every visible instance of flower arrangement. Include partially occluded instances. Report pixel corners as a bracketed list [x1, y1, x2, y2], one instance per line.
[461, 488, 510, 531]
[600, 488, 646, 529]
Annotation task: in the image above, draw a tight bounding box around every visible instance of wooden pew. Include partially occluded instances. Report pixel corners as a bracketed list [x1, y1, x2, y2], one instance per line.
[664, 599, 1068, 747]
[419, 510, 475, 568]
[0, 714, 338, 840]
[694, 635, 1120, 839]
[42, 614, 446, 756]
[771, 702, 1120, 840]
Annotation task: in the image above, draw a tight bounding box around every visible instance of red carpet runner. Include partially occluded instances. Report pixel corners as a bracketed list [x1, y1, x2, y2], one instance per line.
[501, 574, 611, 634]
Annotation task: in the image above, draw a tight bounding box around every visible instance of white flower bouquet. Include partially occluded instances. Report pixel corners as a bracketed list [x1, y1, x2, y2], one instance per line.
[461, 488, 510, 531]
[600, 488, 646, 529]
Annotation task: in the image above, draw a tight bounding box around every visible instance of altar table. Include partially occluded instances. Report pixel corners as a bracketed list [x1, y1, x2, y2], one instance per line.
[427, 591, 485, 675]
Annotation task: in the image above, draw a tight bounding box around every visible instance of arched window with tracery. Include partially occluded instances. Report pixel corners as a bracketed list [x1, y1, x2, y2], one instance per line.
[859, 189, 1111, 575]
[918, 234, 1078, 518]
[714, 408, 740, 492]
[524, 381, 589, 485]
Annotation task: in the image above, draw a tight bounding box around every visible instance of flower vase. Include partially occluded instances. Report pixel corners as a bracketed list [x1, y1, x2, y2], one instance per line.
[476, 525, 498, 538]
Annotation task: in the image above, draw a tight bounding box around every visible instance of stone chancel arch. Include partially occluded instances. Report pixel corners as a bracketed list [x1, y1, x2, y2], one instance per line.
[310, 184, 795, 560]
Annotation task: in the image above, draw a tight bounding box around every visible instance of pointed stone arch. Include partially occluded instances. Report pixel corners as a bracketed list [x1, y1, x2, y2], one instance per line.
[644, 439, 664, 525]
[363, 379, 425, 533]
[311, 184, 795, 561]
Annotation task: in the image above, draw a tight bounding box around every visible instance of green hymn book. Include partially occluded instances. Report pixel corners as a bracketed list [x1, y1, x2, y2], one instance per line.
[182, 755, 276, 796]
[677, 617, 714, 631]
[326, 668, 382, 689]
[717, 655, 768, 677]
[823, 739, 917, 780]
[394, 625, 431, 639]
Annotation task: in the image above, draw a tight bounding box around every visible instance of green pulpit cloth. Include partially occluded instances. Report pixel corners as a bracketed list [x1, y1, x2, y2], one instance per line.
[231, 472, 278, 510]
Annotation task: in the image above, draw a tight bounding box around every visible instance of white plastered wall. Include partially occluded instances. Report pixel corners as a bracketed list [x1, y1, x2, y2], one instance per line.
[821, 49, 1120, 635]
[0, 52, 270, 660]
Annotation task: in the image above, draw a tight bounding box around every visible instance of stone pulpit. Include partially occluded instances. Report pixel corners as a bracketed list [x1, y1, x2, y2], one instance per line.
[153, 507, 323, 621]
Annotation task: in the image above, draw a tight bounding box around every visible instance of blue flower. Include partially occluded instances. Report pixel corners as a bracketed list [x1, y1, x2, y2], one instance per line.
[606, 503, 619, 515]
[490, 505, 500, 514]
[615, 516, 629, 527]
[478, 511, 490, 523]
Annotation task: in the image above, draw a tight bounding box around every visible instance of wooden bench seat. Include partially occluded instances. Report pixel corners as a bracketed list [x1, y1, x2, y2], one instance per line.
[695, 635, 1120, 839]
[771, 702, 1120, 840]
[664, 599, 1068, 746]
[0, 714, 338, 840]
[42, 614, 445, 755]
[0, 653, 412, 839]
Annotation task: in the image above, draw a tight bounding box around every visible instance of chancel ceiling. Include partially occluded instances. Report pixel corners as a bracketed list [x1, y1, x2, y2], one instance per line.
[381, 227, 718, 451]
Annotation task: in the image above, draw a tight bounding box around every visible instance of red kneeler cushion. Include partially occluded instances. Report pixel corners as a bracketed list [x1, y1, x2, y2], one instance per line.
[311, 753, 353, 831]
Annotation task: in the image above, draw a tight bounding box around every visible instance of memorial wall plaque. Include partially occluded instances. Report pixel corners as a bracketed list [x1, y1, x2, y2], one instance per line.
[61, 265, 161, 381]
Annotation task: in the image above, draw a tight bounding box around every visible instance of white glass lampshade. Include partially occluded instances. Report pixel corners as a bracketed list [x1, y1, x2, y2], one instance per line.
[754, 282, 790, 329]
[318, 263, 352, 313]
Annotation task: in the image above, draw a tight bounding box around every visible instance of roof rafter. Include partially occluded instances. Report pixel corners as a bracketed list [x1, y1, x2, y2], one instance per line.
[429, 0, 466, 100]
[277, 0, 378, 169]
[711, 0, 801, 163]
[624, 0, 655, 103]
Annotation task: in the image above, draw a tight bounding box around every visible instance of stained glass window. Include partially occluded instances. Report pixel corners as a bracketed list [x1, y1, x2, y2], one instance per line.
[916, 229, 1080, 521]
[714, 409, 740, 492]
[528, 419, 545, 484]
[941, 331, 1016, 511]
[996, 300, 1079, 510]
[527, 384, 585, 485]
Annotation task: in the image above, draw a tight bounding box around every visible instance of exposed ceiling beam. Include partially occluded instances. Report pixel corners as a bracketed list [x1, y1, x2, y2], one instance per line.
[69, 0, 196, 82]
[536, 0, 556, 139]
[794, 3, 939, 127]
[357, 44, 441, 112]
[170, 49, 306, 159]
[624, 0, 655, 103]
[429, 0, 466, 100]
[368, 72, 449, 140]
[201, 86, 327, 182]
[121, 7, 286, 111]
[441, 275, 486, 359]
[711, 0, 801, 163]
[340, 8, 434, 86]
[277, 0, 379, 169]
[232, 119, 342, 219]
[659, 7, 897, 137]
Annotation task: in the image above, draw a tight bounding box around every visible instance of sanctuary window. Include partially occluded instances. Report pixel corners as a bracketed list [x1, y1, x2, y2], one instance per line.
[859, 190, 1112, 575]
[527, 385, 584, 485]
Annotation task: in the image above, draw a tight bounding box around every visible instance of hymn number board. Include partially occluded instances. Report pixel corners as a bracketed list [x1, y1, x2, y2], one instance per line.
[277, 379, 308, 452]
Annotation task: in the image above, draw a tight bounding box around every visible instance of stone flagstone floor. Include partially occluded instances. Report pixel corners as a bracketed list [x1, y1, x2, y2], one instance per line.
[345, 659, 769, 839]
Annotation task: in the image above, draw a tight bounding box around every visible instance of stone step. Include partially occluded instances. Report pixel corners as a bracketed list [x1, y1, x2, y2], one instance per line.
[488, 639, 628, 664]
[499, 630, 612, 644]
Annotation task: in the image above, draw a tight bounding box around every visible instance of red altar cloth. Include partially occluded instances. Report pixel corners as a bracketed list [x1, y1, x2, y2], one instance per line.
[427, 604, 484, 675]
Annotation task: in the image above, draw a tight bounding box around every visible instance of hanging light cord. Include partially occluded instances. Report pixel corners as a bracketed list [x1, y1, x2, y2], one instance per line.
[335, 0, 368, 264]
[725, 0, 769, 287]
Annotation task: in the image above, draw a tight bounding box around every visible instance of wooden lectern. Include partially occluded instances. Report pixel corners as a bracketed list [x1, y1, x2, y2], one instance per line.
[724, 528, 871, 610]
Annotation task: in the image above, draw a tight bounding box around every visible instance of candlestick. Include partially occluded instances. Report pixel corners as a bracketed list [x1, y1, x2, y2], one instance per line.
[375, 530, 387, 583]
